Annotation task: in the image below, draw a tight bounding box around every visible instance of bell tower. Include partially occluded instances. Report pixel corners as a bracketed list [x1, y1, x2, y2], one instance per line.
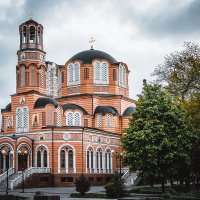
[16, 15, 47, 94]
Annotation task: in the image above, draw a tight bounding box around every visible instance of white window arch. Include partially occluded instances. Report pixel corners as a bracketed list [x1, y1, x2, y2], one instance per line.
[96, 115, 102, 127]
[67, 62, 80, 86]
[58, 144, 76, 173]
[16, 106, 29, 133]
[36, 145, 49, 167]
[105, 114, 111, 127]
[94, 61, 109, 84]
[66, 111, 81, 126]
[119, 64, 126, 88]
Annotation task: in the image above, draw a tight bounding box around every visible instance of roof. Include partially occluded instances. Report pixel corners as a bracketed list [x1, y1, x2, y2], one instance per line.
[68, 49, 117, 64]
[94, 106, 118, 116]
[62, 104, 88, 115]
[1, 103, 11, 113]
[34, 97, 59, 109]
[123, 106, 136, 116]
[20, 19, 42, 27]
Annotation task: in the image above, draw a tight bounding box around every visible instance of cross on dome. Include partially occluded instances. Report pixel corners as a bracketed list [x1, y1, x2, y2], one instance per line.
[29, 12, 33, 19]
[89, 37, 95, 49]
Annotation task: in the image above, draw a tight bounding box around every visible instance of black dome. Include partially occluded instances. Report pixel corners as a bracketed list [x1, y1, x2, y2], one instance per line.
[68, 49, 117, 64]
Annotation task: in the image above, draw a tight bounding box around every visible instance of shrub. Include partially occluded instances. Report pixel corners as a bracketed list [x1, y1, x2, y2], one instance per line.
[105, 172, 126, 198]
[74, 173, 91, 196]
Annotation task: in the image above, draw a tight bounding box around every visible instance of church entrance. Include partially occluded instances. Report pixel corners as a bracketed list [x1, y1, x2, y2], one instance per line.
[18, 154, 28, 171]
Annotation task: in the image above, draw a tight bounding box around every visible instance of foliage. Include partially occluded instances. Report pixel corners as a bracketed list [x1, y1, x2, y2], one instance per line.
[70, 193, 106, 198]
[153, 42, 200, 100]
[105, 172, 126, 198]
[122, 81, 193, 192]
[74, 173, 91, 196]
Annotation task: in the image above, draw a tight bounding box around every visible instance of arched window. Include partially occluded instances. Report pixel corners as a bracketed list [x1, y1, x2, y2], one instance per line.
[94, 61, 109, 84]
[96, 148, 103, 171]
[67, 62, 80, 86]
[96, 115, 102, 127]
[87, 147, 94, 172]
[30, 65, 37, 86]
[105, 149, 111, 173]
[36, 146, 48, 167]
[68, 150, 73, 169]
[16, 107, 29, 133]
[22, 26, 27, 44]
[46, 106, 54, 126]
[29, 26, 36, 44]
[56, 107, 61, 126]
[37, 27, 42, 45]
[106, 114, 111, 127]
[39, 66, 45, 88]
[114, 115, 118, 127]
[66, 112, 73, 126]
[66, 112, 81, 126]
[74, 112, 80, 126]
[59, 146, 75, 173]
[44, 150, 47, 167]
[37, 151, 41, 167]
[119, 64, 126, 88]
[60, 150, 65, 168]
[21, 66, 25, 87]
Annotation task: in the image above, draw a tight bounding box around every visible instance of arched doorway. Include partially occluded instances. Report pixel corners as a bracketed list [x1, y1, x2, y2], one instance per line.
[17, 145, 30, 171]
[0, 145, 14, 173]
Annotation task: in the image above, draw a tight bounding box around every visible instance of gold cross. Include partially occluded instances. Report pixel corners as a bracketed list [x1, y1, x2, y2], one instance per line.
[89, 37, 95, 49]
[29, 12, 33, 19]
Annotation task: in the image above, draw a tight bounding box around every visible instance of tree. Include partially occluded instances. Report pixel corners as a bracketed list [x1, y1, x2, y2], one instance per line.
[105, 172, 126, 198]
[74, 174, 91, 196]
[153, 42, 200, 100]
[122, 81, 193, 192]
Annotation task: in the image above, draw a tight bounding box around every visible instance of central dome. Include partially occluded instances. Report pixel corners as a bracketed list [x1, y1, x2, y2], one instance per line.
[68, 49, 118, 64]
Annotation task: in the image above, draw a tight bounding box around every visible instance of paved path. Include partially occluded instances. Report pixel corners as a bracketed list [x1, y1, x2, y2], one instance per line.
[0, 186, 114, 200]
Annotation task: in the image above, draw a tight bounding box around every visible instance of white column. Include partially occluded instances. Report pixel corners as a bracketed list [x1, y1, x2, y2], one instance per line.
[107, 153, 109, 171]
[58, 152, 60, 173]
[98, 152, 100, 173]
[86, 151, 88, 173]
[94, 152, 97, 173]
[102, 153, 106, 173]
[66, 151, 68, 173]
[3, 155, 6, 172]
[111, 153, 113, 173]
[73, 151, 76, 173]
[41, 152, 44, 168]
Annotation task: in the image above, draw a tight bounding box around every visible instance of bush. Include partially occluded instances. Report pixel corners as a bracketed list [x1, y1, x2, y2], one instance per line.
[105, 172, 126, 198]
[74, 174, 91, 196]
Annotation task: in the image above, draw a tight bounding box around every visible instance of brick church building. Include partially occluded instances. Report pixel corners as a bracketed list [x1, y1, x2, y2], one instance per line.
[0, 17, 135, 188]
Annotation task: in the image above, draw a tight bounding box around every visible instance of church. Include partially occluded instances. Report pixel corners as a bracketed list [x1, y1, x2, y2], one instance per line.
[0, 17, 135, 188]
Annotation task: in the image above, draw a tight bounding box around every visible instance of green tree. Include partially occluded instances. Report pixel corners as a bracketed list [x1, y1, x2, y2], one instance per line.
[153, 42, 200, 100]
[74, 174, 91, 196]
[122, 81, 193, 192]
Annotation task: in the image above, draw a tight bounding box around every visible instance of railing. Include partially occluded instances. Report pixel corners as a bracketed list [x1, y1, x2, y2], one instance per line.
[0, 168, 14, 183]
[122, 169, 130, 180]
[9, 167, 51, 190]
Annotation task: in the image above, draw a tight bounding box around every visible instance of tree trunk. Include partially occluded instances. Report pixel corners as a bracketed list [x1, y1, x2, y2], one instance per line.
[161, 178, 165, 193]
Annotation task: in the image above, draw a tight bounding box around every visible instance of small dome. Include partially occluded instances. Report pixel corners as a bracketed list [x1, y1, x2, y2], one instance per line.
[34, 97, 59, 109]
[68, 49, 117, 64]
[94, 106, 118, 116]
[123, 107, 136, 116]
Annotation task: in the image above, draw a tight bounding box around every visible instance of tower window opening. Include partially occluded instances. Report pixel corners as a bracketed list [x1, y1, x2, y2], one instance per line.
[29, 26, 36, 44]
[22, 26, 27, 44]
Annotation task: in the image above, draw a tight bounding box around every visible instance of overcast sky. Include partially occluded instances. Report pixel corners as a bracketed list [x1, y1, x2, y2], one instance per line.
[0, 0, 200, 113]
